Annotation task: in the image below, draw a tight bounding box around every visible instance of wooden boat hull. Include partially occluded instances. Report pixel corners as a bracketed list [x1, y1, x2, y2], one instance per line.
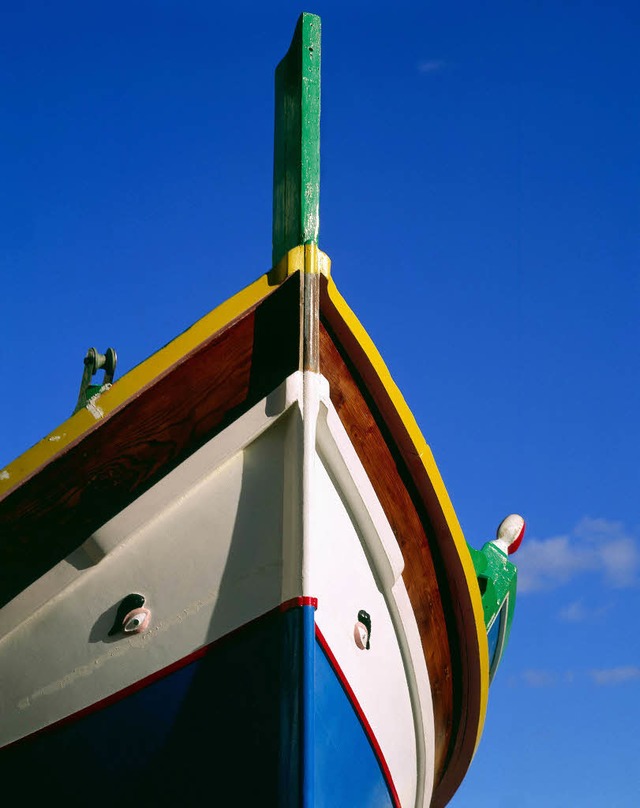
[0, 259, 495, 805]
[0, 363, 439, 805]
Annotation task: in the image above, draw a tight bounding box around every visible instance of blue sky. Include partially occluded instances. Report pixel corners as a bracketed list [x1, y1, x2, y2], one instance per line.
[1, 2, 638, 805]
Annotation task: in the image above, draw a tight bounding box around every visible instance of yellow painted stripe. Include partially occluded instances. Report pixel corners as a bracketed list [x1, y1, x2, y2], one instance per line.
[325, 276, 490, 752]
[0, 269, 281, 499]
[271, 243, 331, 283]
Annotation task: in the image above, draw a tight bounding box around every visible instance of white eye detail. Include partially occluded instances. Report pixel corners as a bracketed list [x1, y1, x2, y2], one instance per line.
[123, 607, 151, 634]
[124, 614, 142, 632]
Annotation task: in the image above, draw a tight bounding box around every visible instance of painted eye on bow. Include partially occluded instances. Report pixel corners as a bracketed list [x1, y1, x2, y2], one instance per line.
[108, 593, 151, 637]
[123, 608, 151, 634]
[354, 609, 372, 650]
[354, 621, 369, 650]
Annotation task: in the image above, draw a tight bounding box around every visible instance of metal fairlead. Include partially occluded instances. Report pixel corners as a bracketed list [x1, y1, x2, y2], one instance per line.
[73, 347, 117, 414]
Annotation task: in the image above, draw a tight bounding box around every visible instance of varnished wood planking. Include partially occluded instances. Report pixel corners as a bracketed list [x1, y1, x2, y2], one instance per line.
[0, 275, 302, 607]
[318, 323, 454, 786]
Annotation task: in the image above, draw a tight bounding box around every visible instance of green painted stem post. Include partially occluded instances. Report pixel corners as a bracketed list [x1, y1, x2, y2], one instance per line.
[272, 13, 321, 268]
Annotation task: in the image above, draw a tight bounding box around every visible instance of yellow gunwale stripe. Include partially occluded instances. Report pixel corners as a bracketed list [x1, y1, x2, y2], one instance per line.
[0, 268, 284, 499]
[0, 243, 333, 500]
[324, 275, 490, 755]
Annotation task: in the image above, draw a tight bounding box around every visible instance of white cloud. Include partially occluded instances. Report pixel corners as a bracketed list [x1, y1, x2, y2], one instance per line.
[589, 666, 640, 685]
[558, 599, 589, 622]
[417, 59, 445, 74]
[517, 667, 640, 687]
[521, 669, 556, 687]
[516, 517, 639, 593]
[557, 598, 612, 622]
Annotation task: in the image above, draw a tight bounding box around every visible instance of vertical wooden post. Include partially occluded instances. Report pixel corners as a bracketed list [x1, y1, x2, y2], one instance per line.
[272, 13, 321, 268]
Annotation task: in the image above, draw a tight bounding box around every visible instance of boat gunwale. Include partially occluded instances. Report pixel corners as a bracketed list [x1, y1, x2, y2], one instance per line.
[0, 268, 290, 502]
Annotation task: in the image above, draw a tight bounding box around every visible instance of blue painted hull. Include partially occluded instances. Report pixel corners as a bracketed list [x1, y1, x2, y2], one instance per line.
[0, 604, 396, 806]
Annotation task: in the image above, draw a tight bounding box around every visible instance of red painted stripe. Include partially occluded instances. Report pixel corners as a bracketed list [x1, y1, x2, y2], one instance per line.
[2, 596, 318, 752]
[315, 625, 402, 808]
[3, 639, 212, 751]
[279, 596, 318, 612]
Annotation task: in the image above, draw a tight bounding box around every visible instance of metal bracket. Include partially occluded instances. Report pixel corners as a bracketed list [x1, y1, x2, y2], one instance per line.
[73, 347, 117, 414]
